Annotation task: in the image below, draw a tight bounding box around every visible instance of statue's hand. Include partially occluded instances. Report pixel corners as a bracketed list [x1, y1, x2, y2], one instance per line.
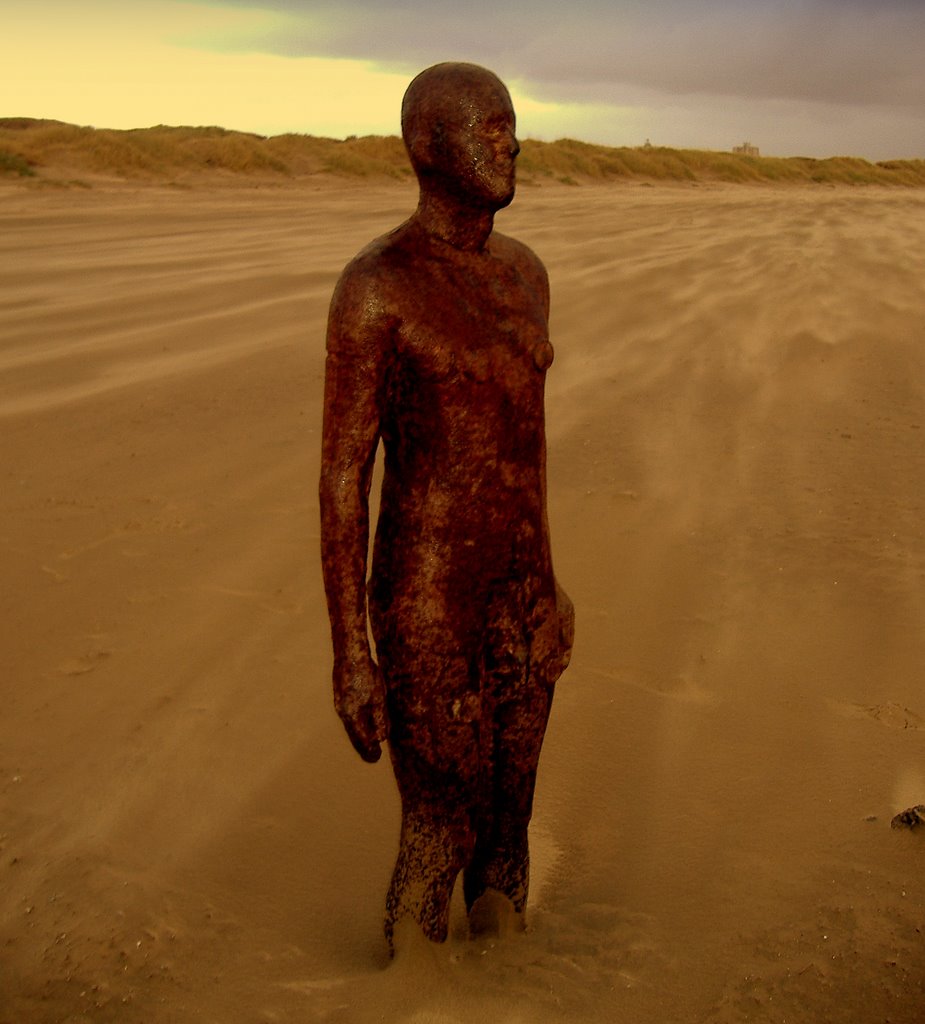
[555, 581, 575, 671]
[333, 654, 390, 763]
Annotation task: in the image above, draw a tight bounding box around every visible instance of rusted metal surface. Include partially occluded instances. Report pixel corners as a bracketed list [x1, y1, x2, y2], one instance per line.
[320, 62, 574, 948]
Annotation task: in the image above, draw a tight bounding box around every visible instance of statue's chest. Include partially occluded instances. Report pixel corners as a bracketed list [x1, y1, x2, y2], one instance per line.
[393, 261, 553, 389]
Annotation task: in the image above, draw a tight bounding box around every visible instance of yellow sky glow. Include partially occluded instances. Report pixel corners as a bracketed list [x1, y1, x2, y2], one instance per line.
[0, 0, 642, 142]
[1, 1, 408, 136]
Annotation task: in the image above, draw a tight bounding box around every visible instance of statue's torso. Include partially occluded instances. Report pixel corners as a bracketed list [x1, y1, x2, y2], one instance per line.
[365, 225, 556, 640]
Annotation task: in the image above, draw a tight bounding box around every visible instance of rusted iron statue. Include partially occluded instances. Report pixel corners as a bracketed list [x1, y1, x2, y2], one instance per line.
[320, 62, 574, 949]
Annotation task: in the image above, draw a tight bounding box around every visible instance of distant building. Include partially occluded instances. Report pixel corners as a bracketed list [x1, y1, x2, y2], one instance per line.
[732, 141, 760, 156]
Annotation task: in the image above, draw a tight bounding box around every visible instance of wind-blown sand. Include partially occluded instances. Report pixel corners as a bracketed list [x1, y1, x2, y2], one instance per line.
[2, 179, 924, 1023]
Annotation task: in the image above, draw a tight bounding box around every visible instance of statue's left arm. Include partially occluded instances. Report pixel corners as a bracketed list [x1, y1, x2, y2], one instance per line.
[319, 262, 391, 762]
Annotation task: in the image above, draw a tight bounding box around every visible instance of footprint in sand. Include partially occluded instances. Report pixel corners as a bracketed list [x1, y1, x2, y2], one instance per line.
[58, 649, 112, 676]
[846, 701, 924, 731]
[891, 805, 925, 830]
[587, 665, 716, 705]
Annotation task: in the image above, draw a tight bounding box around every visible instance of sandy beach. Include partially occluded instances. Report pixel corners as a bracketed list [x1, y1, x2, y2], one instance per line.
[2, 178, 924, 1022]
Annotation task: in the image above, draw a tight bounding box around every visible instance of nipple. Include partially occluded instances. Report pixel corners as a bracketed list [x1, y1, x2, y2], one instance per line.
[533, 341, 554, 370]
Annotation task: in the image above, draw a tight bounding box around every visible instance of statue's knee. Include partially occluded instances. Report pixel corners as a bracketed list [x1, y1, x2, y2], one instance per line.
[402, 804, 476, 872]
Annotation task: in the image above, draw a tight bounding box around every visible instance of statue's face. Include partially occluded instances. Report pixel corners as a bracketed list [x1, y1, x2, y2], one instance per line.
[410, 70, 519, 211]
[439, 86, 519, 210]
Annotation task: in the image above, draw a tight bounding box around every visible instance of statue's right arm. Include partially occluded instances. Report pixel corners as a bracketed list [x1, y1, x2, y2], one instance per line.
[319, 264, 391, 763]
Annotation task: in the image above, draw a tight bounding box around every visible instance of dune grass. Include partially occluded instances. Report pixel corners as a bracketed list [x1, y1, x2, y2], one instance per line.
[517, 138, 925, 186]
[0, 146, 36, 177]
[1, 118, 923, 187]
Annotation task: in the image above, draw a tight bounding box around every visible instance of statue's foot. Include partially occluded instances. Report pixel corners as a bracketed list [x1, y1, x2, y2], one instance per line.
[388, 915, 449, 963]
[467, 888, 523, 940]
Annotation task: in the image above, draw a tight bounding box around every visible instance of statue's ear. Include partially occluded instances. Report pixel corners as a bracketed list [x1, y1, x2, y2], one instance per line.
[407, 119, 452, 179]
[405, 128, 428, 173]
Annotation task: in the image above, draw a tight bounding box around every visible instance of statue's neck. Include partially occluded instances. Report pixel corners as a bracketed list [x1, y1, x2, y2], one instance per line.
[412, 190, 494, 253]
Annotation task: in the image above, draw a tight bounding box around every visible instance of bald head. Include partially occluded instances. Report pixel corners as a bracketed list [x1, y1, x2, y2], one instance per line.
[402, 63, 511, 152]
[401, 62, 519, 210]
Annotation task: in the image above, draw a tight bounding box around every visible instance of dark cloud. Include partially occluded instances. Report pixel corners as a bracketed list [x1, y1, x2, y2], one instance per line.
[190, 0, 925, 155]
[202, 0, 925, 110]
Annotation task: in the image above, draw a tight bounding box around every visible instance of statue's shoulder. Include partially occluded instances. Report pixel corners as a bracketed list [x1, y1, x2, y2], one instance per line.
[490, 231, 549, 301]
[330, 222, 416, 316]
[489, 230, 542, 264]
[339, 221, 417, 281]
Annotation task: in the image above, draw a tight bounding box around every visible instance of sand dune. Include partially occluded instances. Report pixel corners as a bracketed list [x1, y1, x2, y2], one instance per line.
[2, 180, 924, 1023]
[4, 118, 925, 187]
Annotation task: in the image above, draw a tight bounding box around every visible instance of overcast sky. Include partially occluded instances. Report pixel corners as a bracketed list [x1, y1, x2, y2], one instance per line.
[4, 0, 924, 159]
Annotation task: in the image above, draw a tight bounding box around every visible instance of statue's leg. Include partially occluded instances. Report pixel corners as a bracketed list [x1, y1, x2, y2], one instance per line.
[384, 792, 474, 947]
[463, 661, 554, 920]
[381, 650, 481, 949]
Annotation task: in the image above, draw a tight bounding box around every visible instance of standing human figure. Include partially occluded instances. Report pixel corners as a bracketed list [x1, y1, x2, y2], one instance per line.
[320, 62, 574, 948]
